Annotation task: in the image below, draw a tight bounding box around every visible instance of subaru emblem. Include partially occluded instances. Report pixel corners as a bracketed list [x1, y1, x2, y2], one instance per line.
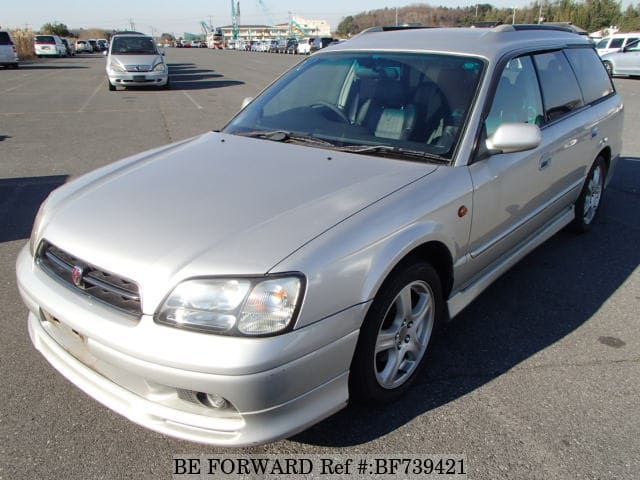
[71, 266, 83, 287]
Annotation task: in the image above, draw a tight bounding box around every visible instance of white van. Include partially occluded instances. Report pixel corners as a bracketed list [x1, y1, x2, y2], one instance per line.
[596, 33, 640, 56]
[297, 37, 313, 54]
[34, 34, 67, 57]
[0, 31, 19, 68]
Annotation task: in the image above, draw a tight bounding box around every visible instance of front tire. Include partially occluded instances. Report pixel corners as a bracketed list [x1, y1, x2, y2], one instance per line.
[570, 156, 606, 233]
[349, 261, 443, 404]
[108, 79, 116, 91]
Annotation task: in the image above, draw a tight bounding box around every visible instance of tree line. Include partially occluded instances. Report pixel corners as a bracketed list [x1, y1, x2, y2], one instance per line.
[336, 0, 640, 36]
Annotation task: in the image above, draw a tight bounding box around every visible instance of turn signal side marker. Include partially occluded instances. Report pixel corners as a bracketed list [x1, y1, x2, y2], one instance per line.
[458, 206, 468, 218]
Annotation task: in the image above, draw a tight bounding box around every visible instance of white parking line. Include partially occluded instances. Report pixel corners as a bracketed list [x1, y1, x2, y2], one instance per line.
[182, 91, 204, 110]
[78, 82, 103, 112]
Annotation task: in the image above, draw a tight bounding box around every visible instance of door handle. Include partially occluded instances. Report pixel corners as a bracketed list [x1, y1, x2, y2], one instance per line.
[539, 154, 551, 170]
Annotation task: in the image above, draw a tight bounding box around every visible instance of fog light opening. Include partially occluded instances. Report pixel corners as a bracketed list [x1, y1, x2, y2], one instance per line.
[196, 392, 228, 409]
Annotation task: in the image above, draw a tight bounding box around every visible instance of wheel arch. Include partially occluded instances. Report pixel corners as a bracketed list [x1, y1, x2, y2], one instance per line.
[369, 239, 454, 309]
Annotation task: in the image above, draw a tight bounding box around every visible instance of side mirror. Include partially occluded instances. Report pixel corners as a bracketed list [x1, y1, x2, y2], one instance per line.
[241, 97, 254, 109]
[102, 50, 107, 56]
[486, 123, 541, 155]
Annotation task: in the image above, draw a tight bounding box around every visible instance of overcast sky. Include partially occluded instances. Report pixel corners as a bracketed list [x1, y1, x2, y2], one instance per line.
[1, 0, 632, 35]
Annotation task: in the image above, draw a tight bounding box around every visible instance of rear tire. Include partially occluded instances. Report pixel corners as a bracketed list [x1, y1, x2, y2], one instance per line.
[349, 260, 443, 404]
[570, 156, 606, 233]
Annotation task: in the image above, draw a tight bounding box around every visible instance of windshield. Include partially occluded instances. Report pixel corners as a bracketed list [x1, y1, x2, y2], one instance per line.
[224, 52, 484, 161]
[111, 36, 157, 55]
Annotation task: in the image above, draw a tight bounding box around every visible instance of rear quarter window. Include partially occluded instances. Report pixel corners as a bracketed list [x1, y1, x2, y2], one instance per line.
[564, 48, 614, 104]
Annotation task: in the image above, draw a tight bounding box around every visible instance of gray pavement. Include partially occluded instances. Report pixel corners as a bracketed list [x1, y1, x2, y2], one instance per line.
[0, 49, 638, 480]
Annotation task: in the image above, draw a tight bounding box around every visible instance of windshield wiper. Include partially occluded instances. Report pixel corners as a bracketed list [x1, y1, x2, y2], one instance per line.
[335, 144, 450, 164]
[233, 130, 337, 147]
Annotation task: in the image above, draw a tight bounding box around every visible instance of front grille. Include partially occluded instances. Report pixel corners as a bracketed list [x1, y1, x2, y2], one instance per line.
[125, 64, 151, 72]
[36, 241, 142, 317]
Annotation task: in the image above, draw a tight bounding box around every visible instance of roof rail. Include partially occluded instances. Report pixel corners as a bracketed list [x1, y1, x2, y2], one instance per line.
[357, 24, 433, 35]
[494, 24, 586, 35]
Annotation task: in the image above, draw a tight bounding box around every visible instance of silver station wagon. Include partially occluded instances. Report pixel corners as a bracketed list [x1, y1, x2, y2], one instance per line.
[17, 25, 622, 446]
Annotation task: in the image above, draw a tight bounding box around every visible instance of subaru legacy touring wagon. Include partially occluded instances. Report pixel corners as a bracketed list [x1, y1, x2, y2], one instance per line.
[17, 25, 622, 446]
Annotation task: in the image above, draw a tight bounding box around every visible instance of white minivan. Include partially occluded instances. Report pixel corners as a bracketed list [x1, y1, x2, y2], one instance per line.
[0, 31, 19, 68]
[596, 33, 640, 56]
[105, 32, 169, 91]
[34, 34, 67, 57]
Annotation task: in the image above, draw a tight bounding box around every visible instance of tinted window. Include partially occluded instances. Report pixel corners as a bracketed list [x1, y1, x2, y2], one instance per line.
[610, 38, 624, 48]
[35, 35, 55, 44]
[596, 38, 608, 49]
[624, 37, 639, 47]
[0, 32, 12, 45]
[534, 51, 583, 121]
[486, 56, 543, 137]
[564, 48, 613, 104]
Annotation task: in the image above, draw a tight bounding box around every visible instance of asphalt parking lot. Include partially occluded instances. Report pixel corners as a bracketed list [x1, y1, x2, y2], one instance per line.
[1, 49, 639, 479]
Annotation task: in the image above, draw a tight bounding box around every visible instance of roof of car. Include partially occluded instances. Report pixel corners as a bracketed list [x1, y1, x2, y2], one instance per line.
[327, 26, 592, 60]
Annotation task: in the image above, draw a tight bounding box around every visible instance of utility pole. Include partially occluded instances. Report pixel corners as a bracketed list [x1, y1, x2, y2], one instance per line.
[395, 7, 398, 26]
[512, 7, 516, 24]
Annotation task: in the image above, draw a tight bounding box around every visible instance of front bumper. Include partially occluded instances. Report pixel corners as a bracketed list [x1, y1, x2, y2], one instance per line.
[16, 245, 364, 446]
[107, 70, 168, 87]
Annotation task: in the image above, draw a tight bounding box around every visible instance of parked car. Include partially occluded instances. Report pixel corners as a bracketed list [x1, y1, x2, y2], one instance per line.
[602, 38, 640, 76]
[61, 38, 75, 56]
[285, 38, 298, 54]
[296, 37, 313, 54]
[34, 34, 66, 57]
[97, 39, 109, 51]
[190, 41, 201, 48]
[18, 25, 622, 447]
[0, 31, 19, 68]
[105, 32, 169, 91]
[87, 39, 99, 52]
[75, 40, 93, 53]
[595, 32, 640, 56]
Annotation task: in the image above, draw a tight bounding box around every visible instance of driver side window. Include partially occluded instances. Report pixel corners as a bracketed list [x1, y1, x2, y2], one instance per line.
[485, 56, 543, 138]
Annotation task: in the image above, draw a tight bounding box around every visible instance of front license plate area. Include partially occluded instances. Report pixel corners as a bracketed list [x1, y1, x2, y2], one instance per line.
[133, 75, 146, 81]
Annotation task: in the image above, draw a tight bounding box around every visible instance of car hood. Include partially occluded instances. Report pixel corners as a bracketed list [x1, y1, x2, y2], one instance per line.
[40, 132, 437, 312]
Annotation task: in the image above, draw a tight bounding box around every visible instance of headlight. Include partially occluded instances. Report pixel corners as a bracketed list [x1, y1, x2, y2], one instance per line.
[29, 202, 47, 256]
[153, 63, 165, 72]
[109, 62, 125, 73]
[155, 275, 304, 336]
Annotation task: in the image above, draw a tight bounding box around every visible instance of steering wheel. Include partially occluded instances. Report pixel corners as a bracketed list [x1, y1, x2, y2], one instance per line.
[311, 101, 350, 124]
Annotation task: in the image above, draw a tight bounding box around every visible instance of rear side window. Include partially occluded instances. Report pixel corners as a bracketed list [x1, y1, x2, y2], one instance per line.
[534, 51, 583, 121]
[609, 38, 624, 49]
[0, 32, 13, 45]
[564, 48, 614, 104]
